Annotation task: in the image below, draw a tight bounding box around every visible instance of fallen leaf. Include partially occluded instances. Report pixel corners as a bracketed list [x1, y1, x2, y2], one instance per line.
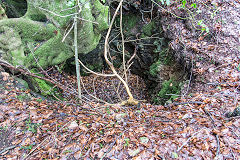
[1, 72, 9, 81]
[68, 121, 78, 130]
[128, 148, 140, 157]
[140, 137, 149, 144]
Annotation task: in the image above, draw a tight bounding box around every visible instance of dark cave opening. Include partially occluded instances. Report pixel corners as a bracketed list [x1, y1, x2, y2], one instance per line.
[2, 0, 27, 18]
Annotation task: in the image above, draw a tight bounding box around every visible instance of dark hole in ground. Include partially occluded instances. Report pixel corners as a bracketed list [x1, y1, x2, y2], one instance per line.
[61, 1, 189, 105]
[2, 0, 27, 18]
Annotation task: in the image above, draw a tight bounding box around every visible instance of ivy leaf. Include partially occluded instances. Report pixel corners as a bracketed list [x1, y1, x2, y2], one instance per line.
[182, 0, 187, 8]
[191, 3, 197, 8]
[197, 20, 203, 26]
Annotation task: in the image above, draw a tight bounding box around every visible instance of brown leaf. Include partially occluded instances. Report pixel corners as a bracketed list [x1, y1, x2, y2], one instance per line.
[1, 72, 9, 81]
[42, 110, 53, 119]
[208, 45, 215, 51]
[79, 124, 88, 132]
[74, 150, 82, 159]
[23, 138, 31, 146]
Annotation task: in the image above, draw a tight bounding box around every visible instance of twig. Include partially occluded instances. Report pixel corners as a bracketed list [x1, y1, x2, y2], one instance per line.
[120, 4, 127, 83]
[80, 77, 112, 105]
[62, 21, 75, 42]
[177, 128, 205, 152]
[0, 60, 68, 92]
[0, 145, 16, 155]
[215, 134, 220, 158]
[74, 12, 82, 101]
[224, 139, 236, 160]
[100, 138, 118, 160]
[111, 80, 123, 101]
[169, 101, 204, 106]
[78, 59, 115, 77]
[207, 81, 240, 86]
[23, 121, 72, 160]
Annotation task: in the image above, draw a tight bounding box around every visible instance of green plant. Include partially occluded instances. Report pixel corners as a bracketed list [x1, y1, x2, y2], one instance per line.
[124, 138, 130, 147]
[197, 20, 209, 34]
[156, 78, 181, 105]
[99, 143, 103, 148]
[154, 0, 212, 35]
[20, 144, 33, 151]
[26, 118, 42, 133]
[36, 98, 43, 103]
[16, 93, 30, 101]
[63, 150, 72, 154]
[149, 60, 161, 76]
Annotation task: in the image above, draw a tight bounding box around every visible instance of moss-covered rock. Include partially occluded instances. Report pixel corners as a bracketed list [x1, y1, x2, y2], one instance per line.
[0, 0, 109, 68]
[0, 26, 26, 66]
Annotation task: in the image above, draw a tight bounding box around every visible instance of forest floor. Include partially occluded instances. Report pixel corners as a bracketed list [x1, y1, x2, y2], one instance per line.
[0, 1, 240, 160]
[0, 57, 239, 160]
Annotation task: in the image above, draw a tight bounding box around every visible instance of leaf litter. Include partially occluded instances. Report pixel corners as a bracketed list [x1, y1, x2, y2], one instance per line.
[0, 1, 240, 159]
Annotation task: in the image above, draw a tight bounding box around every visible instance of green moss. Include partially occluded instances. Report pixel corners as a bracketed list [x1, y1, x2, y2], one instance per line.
[30, 69, 52, 96]
[25, 30, 73, 68]
[27, 0, 74, 27]
[0, 18, 56, 40]
[149, 60, 161, 76]
[124, 15, 138, 31]
[154, 78, 181, 105]
[10, 48, 25, 66]
[117, 14, 139, 36]
[0, 0, 109, 69]
[92, 0, 109, 32]
[0, 26, 26, 66]
[142, 21, 156, 37]
[149, 39, 173, 77]
[30, 68, 62, 99]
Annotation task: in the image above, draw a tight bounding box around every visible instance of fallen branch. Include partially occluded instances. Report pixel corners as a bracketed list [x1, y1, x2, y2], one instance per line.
[0, 59, 72, 94]
[0, 145, 16, 155]
[168, 101, 205, 106]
